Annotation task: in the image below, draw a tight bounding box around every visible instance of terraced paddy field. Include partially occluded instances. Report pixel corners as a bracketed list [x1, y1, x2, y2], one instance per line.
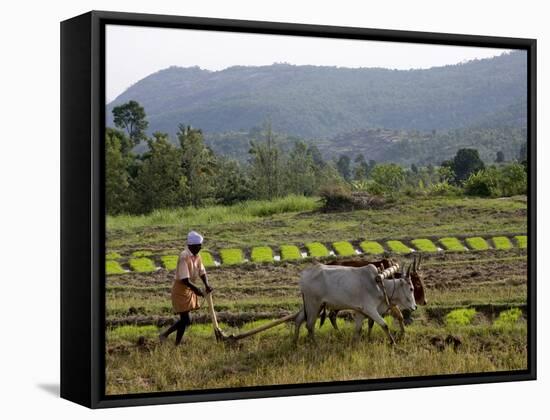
[105, 195, 529, 395]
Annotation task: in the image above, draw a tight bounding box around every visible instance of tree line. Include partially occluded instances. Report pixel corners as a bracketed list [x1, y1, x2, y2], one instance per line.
[106, 101, 528, 215]
[106, 101, 343, 214]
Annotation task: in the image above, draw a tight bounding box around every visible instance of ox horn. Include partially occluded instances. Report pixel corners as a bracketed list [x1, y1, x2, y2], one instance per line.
[412, 254, 417, 272]
[406, 263, 411, 277]
[417, 253, 422, 270]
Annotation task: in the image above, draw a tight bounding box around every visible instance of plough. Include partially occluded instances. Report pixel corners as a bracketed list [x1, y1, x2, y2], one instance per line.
[205, 260, 403, 342]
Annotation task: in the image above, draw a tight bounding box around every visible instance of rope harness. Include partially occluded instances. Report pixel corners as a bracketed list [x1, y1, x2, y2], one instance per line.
[375, 263, 399, 307]
[375, 264, 403, 321]
[388, 276, 398, 302]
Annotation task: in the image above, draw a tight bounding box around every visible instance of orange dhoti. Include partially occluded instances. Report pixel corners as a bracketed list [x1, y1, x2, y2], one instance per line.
[171, 280, 200, 313]
[170, 247, 206, 313]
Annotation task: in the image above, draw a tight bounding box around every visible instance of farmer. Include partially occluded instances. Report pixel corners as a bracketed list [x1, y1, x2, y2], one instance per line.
[159, 230, 213, 345]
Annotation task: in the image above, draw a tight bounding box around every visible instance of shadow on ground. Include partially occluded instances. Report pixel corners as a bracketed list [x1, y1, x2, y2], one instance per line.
[37, 383, 59, 397]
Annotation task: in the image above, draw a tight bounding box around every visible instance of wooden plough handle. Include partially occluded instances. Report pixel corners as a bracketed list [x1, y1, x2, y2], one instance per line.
[223, 312, 299, 341]
[205, 292, 298, 342]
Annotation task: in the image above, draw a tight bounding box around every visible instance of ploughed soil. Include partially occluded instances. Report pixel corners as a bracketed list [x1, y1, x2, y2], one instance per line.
[106, 248, 527, 327]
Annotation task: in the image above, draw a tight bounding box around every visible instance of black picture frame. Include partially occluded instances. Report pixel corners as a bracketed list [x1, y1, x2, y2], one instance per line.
[60, 10, 537, 409]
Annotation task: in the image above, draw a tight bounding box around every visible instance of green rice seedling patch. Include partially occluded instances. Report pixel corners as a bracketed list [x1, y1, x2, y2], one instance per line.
[515, 235, 527, 249]
[128, 257, 157, 273]
[305, 242, 329, 257]
[492, 236, 513, 250]
[106, 252, 122, 260]
[333, 241, 355, 256]
[160, 255, 178, 271]
[132, 250, 153, 257]
[386, 240, 411, 254]
[465, 237, 490, 251]
[493, 308, 523, 328]
[220, 248, 244, 265]
[360, 241, 384, 254]
[106, 260, 126, 275]
[411, 238, 438, 252]
[251, 246, 274, 263]
[280, 245, 302, 261]
[199, 250, 216, 267]
[445, 308, 477, 327]
[439, 237, 466, 252]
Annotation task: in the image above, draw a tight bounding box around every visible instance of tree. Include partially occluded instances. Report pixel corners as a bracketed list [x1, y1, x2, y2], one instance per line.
[112, 100, 149, 146]
[500, 163, 527, 196]
[308, 144, 325, 168]
[441, 159, 453, 169]
[177, 125, 216, 207]
[451, 148, 485, 183]
[496, 151, 505, 163]
[464, 163, 527, 198]
[307, 145, 342, 192]
[336, 154, 351, 181]
[105, 127, 133, 156]
[463, 168, 500, 197]
[105, 130, 131, 214]
[426, 164, 435, 175]
[285, 141, 316, 195]
[437, 165, 455, 183]
[370, 163, 405, 193]
[214, 158, 253, 205]
[353, 154, 369, 180]
[368, 160, 377, 176]
[248, 122, 283, 199]
[132, 132, 184, 213]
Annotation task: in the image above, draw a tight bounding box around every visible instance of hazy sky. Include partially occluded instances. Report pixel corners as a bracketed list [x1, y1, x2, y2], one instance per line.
[106, 24, 511, 102]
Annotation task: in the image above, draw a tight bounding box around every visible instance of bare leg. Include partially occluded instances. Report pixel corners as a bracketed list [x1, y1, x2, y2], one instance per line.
[160, 312, 187, 341]
[175, 312, 191, 345]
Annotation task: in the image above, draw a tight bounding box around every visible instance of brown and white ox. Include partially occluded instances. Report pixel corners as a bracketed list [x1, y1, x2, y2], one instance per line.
[295, 262, 417, 345]
[321, 254, 427, 338]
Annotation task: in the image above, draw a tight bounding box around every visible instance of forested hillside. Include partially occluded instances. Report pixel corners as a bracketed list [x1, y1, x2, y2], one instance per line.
[107, 51, 526, 140]
[203, 126, 526, 166]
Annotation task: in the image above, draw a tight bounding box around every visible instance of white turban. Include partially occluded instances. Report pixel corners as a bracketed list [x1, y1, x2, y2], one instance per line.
[187, 231, 204, 245]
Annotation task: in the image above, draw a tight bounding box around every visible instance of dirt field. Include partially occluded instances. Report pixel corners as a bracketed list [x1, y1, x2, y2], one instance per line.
[105, 247, 528, 395]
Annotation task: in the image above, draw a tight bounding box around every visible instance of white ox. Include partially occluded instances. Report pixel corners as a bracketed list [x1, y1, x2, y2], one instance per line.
[294, 263, 417, 345]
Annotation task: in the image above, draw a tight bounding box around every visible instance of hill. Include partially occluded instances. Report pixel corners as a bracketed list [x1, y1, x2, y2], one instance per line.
[203, 125, 526, 166]
[324, 126, 526, 165]
[107, 51, 527, 140]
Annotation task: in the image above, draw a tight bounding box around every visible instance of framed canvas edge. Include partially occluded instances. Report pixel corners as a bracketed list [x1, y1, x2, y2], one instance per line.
[94, 371, 536, 409]
[60, 10, 537, 409]
[60, 11, 94, 408]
